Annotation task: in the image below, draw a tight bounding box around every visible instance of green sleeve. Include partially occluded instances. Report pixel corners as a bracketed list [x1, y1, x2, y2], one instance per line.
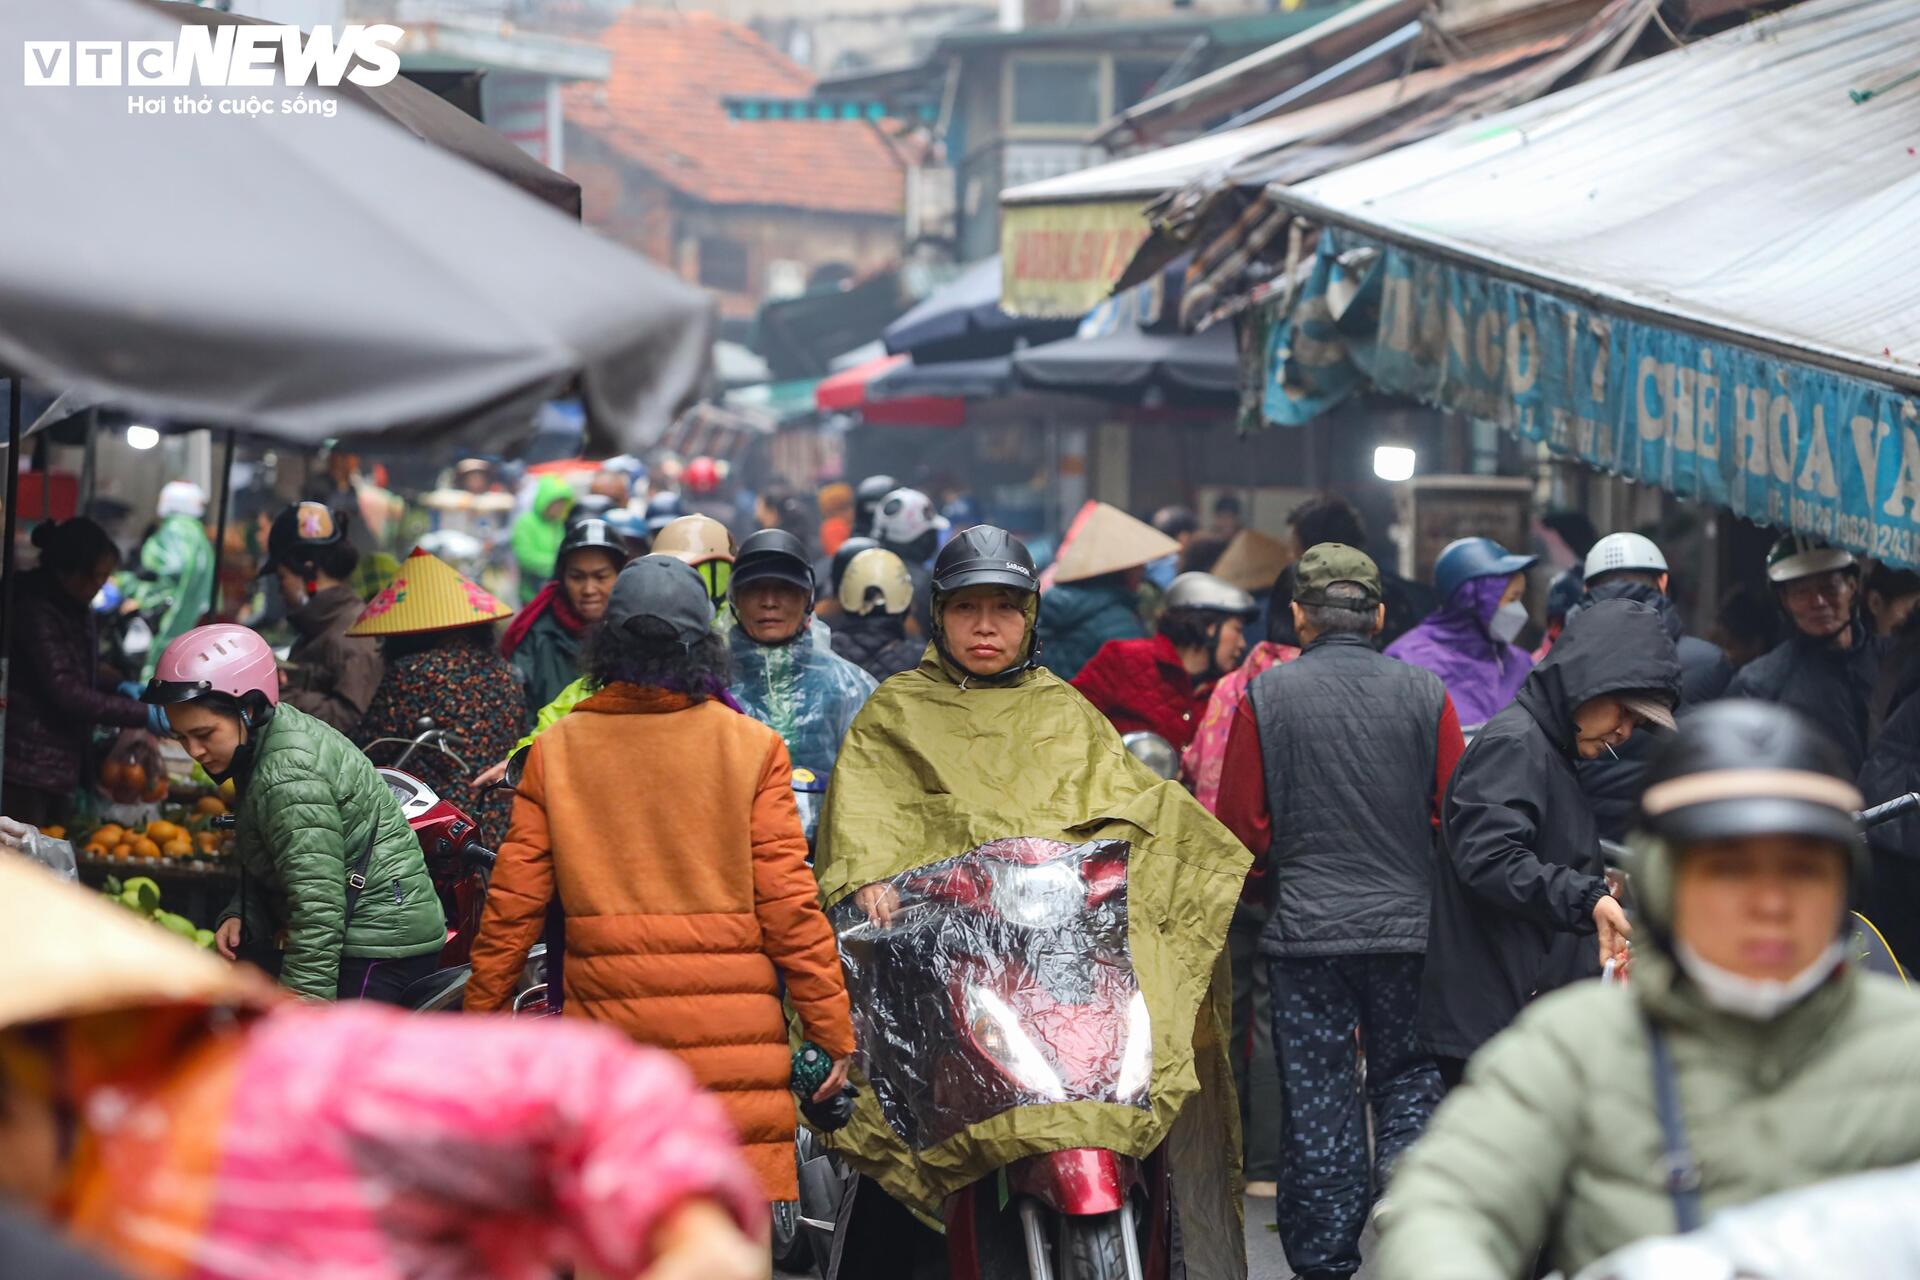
[255, 770, 351, 1001]
[1375, 1003, 1592, 1280]
[514, 677, 595, 756]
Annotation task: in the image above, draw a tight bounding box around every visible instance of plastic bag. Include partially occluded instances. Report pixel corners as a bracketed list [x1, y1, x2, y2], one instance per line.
[828, 837, 1151, 1151]
[97, 729, 168, 806]
[0, 815, 79, 880]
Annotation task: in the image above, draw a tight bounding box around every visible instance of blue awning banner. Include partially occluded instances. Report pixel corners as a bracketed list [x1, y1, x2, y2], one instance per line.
[1263, 229, 1920, 567]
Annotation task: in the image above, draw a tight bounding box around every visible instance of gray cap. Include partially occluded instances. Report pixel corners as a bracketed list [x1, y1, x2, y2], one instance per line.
[605, 555, 715, 648]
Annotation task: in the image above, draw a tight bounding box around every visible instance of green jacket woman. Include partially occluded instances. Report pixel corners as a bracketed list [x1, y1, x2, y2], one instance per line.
[144, 624, 445, 1004]
[510, 474, 575, 605]
[1377, 701, 1920, 1280]
[123, 482, 216, 679]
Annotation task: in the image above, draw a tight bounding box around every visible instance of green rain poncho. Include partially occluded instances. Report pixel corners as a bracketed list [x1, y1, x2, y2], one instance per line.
[123, 513, 215, 679]
[510, 474, 574, 605]
[814, 632, 1252, 1279]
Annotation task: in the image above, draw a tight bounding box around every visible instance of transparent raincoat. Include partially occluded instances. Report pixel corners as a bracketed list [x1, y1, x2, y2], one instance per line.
[814, 647, 1252, 1280]
[121, 513, 215, 680]
[727, 626, 876, 783]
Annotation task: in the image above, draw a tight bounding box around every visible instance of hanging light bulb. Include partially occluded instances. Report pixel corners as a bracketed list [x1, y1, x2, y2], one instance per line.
[126, 425, 160, 451]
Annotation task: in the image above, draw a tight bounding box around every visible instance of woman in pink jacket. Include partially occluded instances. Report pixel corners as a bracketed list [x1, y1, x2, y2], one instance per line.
[0, 855, 767, 1280]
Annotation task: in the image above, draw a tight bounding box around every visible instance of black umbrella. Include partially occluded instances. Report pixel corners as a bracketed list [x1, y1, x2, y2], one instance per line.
[1013, 321, 1238, 401]
[884, 256, 1079, 362]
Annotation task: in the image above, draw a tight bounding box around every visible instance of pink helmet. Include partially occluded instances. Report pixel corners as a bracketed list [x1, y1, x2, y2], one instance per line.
[144, 624, 280, 711]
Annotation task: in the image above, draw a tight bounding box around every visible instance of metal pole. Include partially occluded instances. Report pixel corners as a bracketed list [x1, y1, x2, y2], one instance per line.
[0, 378, 21, 793]
[208, 428, 236, 620]
[79, 408, 98, 509]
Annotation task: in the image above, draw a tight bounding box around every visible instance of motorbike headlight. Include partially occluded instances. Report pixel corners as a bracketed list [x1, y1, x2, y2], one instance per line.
[965, 985, 1066, 1100]
[987, 859, 1083, 929]
[1116, 989, 1153, 1102]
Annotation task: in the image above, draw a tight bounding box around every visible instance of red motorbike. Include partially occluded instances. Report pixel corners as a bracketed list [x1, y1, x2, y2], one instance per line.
[363, 719, 546, 1013]
[830, 836, 1169, 1280]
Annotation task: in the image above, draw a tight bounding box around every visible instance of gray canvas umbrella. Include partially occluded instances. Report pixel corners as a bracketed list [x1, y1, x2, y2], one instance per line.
[0, 0, 711, 455]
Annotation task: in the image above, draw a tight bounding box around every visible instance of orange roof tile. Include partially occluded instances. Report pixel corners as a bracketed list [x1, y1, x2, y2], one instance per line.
[565, 11, 904, 217]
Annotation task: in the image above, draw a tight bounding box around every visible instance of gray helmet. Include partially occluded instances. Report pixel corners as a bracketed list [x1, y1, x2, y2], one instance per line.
[1163, 572, 1256, 616]
[605, 556, 715, 649]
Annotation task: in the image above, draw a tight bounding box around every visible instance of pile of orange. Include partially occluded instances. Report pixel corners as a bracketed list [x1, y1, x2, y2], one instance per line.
[80, 812, 225, 860]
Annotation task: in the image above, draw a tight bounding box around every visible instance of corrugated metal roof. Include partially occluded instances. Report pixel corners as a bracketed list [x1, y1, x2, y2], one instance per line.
[1281, 0, 1920, 387]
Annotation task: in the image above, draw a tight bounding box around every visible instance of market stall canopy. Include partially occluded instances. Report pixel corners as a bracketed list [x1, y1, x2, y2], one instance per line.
[1259, 0, 1920, 565]
[883, 256, 1078, 362]
[159, 0, 583, 219]
[0, 0, 711, 455]
[869, 355, 1015, 402]
[1013, 266, 1237, 404]
[1095, 0, 1426, 146]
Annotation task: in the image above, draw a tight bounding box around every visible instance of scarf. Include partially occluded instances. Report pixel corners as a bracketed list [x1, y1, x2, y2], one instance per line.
[499, 581, 587, 660]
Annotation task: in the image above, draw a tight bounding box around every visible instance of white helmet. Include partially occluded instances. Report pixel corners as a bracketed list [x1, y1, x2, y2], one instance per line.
[1584, 532, 1668, 582]
[157, 480, 207, 519]
[872, 487, 948, 545]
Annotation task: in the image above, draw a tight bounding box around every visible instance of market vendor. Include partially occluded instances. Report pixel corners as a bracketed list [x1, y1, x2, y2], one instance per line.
[4, 518, 166, 826]
[143, 623, 444, 1002]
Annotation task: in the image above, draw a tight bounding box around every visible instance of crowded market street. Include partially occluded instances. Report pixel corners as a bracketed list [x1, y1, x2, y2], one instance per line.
[4, 1, 1920, 1278]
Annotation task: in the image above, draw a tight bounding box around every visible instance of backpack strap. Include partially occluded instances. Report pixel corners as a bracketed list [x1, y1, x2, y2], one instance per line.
[1644, 1017, 1703, 1233]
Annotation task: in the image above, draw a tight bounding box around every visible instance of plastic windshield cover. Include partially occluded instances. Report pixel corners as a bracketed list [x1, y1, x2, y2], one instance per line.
[829, 837, 1152, 1150]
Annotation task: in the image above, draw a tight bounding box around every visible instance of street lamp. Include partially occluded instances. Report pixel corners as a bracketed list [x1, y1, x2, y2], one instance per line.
[126, 425, 160, 450]
[1373, 445, 1415, 482]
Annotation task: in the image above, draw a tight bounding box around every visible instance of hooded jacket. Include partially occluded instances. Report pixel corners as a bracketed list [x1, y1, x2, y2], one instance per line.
[218, 704, 447, 1001]
[510, 474, 574, 604]
[813, 610, 1252, 1279]
[4, 569, 150, 795]
[829, 611, 926, 683]
[123, 512, 216, 680]
[1386, 576, 1534, 726]
[1729, 616, 1884, 775]
[280, 584, 384, 736]
[1036, 577, 1147, 681]
[727, 624, 876, 783]
[1569, 581, 1735, 840]
[1419, 599, 1681, 1061]
[1378, 834, 1920, 1280]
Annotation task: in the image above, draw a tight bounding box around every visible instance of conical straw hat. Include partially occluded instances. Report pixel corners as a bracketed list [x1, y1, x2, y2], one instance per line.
[1210, 529, 1293, 593]
[1050, 502, 1181, 584]
[0, 856, 276, 1030]
[349, 548, 513, 636]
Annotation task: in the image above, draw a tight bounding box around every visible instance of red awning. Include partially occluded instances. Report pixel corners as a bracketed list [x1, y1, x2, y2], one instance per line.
[816, 354, 967, 428]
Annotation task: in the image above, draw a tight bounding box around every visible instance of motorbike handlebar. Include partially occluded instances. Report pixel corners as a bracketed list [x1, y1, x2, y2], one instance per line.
[1857, 792, 1920, 831]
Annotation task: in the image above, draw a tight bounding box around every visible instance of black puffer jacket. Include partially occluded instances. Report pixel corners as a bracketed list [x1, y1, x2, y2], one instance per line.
[1569, 581, 1735, 840]
[1419, 599, 1681, 1061]
[1728, 617, 1884, 774]
[1857, 649, 1920, 970]
[830, 613, 926, 683]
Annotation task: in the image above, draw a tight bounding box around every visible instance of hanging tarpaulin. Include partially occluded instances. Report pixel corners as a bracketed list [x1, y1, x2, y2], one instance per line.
[1000, 199, 1153, 320]
[1262, 229, 1920, 567]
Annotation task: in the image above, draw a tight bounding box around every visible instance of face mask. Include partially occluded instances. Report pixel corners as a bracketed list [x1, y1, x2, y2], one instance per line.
[1488, 599, 1529, 644]
[1674, 938, 1847, 1021]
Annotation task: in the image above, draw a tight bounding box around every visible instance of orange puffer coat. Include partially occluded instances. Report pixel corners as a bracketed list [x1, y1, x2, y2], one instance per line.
[465, 683, 856, 1198]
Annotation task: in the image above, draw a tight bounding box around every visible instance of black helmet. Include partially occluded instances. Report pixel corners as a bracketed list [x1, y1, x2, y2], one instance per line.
[1638, 700, 1862, 850]
[732, 528, 815, 596]
[932, 525, 1038, 596]
[260, 501, 347, 578]
[644, 491, 684, 535]
[854, 474, 897, 535]
[830, 536, 880, 597]
[555, 517, 629, 578]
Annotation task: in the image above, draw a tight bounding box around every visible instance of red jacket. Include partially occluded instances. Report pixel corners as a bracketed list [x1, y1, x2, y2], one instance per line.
[1071, 633, 1211, 750]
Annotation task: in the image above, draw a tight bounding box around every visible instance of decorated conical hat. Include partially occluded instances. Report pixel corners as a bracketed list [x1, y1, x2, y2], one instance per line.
[1210, 528, 1293, 593]
[0, 856, 276, 1030]
[1050, 502, 1181, 584]
[348, 548, 512, 636]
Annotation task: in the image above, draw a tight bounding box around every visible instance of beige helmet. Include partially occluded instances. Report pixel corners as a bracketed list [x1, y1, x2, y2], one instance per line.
[839, 547, 914, 617]
[651, 514, 736, 567]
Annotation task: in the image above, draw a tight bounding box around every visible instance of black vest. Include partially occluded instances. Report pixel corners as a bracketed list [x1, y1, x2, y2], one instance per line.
[1247, 633, 1446, 958]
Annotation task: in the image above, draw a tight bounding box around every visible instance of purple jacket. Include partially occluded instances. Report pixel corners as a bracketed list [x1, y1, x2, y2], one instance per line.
[4, 569, 149, 794]
[1385, 575, 1533, 727]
